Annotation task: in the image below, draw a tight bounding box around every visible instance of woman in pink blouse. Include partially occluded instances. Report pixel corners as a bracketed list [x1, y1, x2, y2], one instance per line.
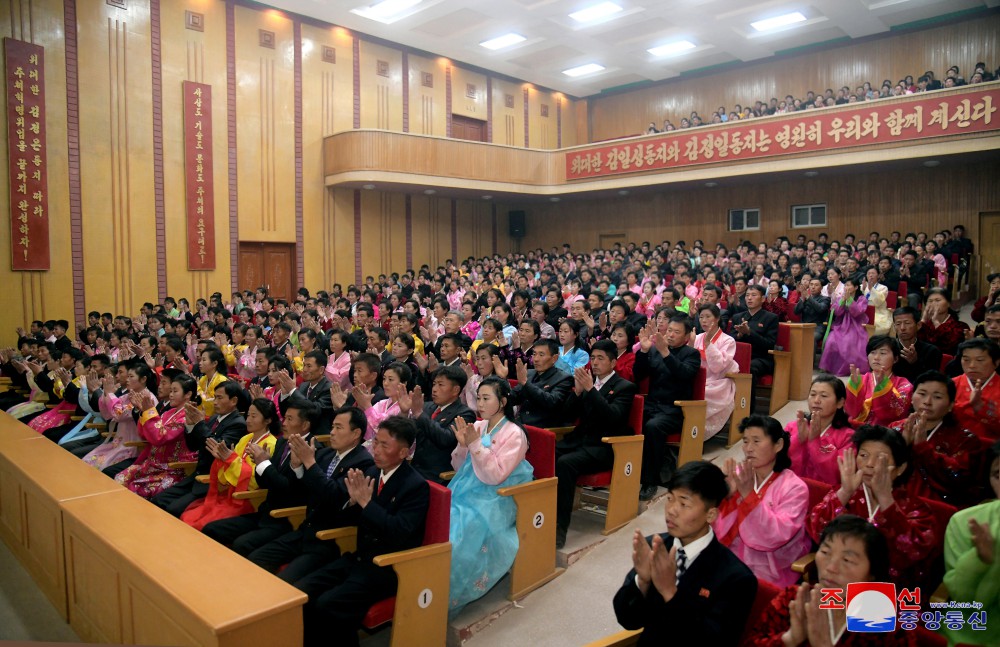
[786, 373, 854, 487]
[356, 362, 410, 443]
[324, 329, 352, 390]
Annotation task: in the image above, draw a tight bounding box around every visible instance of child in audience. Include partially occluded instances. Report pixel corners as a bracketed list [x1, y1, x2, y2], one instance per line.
[786, 374, 854, 487]
[806, 425, 936, 587]
[890, 370, 984, 508]
[846, 336, 913, 428]
[714, 415, 811, 586]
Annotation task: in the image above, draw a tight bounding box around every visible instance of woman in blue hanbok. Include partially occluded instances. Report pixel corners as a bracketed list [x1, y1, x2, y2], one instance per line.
[447, 376, 533, 614]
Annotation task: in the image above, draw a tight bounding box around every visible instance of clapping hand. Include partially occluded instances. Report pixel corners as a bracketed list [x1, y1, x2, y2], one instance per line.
[724, 457, 754, 499]
[836, 447, 863, 504]
[246, 441, 271, 465]
[648, 535, 678, 602]
[870, 453, 895, 510]
[491, 355, 509, 378]
[900, 412, 928, 446]
[351, 384, 374, 411]
[515, 358, 528, 386]
[345, 468, 374, 508]
[248, 383, 265, 400]
[574, 366, 594, 393]
[651, 332, 669, 357]
[848, 364, 862, 383]
[205, 437, 233, 461]
[638, 322, 653, 352]
[184, 401, 206, 426]
[277, 369, 296, 395]
[452, 416, 479, 447]
[329, 382, 348, 408]
[900, 342, 918, 364]
[734, 320, 750, 337]
[102, 373, 117, 395]
[289, 434, 317, 470]
[970, 379, 984, 407]
[794, 410, 812, 444]
[782, 583, 810, 647]
[969, 519, 995, 565]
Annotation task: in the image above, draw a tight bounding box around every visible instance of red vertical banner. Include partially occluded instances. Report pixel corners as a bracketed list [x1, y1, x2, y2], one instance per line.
[183, 80, 215, 270]
[4, 38, 49, 270]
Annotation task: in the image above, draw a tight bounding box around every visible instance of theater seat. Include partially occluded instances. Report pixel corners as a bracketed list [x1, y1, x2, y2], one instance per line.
[668, 368, 707, 467]
[574, 394, 645, 535]
[738, 578, 781, 645]
[757, 323, 792, 415]
[726, 342, 753, 447]
[864, 304, 876, 338]
[498, 425, 564, 599]
[940, 353, 954, 372]
[315, 481, 452, 647]
[886, 290, 898, 310]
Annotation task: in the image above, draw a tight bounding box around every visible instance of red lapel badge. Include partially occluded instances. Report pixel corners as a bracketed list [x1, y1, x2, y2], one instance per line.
[699, 588, 711, 598]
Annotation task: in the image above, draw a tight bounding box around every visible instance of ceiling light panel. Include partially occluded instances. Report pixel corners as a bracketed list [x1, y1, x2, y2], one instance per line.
[751, 11, 807, 32]
[563, 63, 605, 77]
[569, 2, 622, 23]
[647, 40, 696, 57]
[480, 33, 527, 50]
[351, 0, 423, 25]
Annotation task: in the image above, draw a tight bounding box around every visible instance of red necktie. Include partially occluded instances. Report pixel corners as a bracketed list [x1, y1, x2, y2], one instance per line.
[377, 476, 385, 495]
[431, 407, 441, 420]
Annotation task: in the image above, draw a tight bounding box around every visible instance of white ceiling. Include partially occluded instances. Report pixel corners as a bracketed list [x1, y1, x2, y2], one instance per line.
[262, 0, 999, 97]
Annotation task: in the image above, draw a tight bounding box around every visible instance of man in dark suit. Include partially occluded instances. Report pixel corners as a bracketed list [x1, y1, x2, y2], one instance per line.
[613, 461, 757, 646]
[891, 306, 943, 383]
[248, 346, 274, 391]
[152, 380, 248, 516]
[793, 277, 830, 350]
[202, 398, 319, 555]
[277, 350, 334, 434]
[510, 339, 574, 428]
[729, 285, 779, 414]
[409, 365, 477, 483]
[555, 340, 637, 547]
[634, 314, 702, 500]
[900, 250, 929, 308]
[728, 277, 749, 316]
[298, 415, 430, 647]
[246, 407, 374, 583]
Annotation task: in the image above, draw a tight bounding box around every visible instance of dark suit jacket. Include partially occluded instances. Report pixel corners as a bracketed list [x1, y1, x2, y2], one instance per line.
[299, 444, 375, 534]
[354, 462, 429, 561]
[794, 294, 830, 328]
[613, 533, 757, 646]
[345, 386, 386, 409]
[893, 339, 943, 383]
[633, 345, 701, 413]
[512, 366, 574, 428]
[729, 309, 779, 362]
[256, 434, 312, 518]
[411, 400, 477, 483]
[558, 374, 636, 454]
[177, 412, 248, 497]
[280, 377, 334, 434]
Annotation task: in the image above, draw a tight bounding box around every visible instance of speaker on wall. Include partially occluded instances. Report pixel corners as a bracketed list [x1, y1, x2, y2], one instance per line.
[509, 211, 526, 238]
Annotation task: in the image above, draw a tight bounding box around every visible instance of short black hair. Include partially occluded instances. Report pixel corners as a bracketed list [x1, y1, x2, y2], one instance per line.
[303, 349, 328, 368]
[866, 335, 900, 359]
[818, 514, 890, 582]
[286, 397, 321, 431]
[738, 415, 791, 471]
[851, 425, 908, 467]
[666, 460, 729, 508]
[333, 406, 367, 440]
[892, 306, 920, 322]
[958, 337, 1000, 362]
[590, 339, 617, 361]
[910, 370, 956, 402]
[668, 313, 693, 335]
[432, 364, 468, 390]
[379, 415, 417, 448]
[534, 338, 560, 356]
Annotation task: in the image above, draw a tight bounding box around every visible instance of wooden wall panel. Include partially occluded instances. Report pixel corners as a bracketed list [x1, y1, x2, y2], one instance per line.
[234, 6, 295, 244]
[329, 188, 356, 286]
[76, 0, 157, 317]
[0, 0, 73, 335]
[491, 78, 525, 147]
[407, 54, 446, 136]
[510, 162, 1000, 254]
[160, 0, 231, 302]
[590, 14, 1000, 141]
[302, 23, 354, 291]
[451, 66, 488, 123]
[358, 41, 402, 131]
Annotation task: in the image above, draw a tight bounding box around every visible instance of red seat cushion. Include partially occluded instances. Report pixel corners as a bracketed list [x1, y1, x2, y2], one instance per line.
[665, 433, 681, 444]
[577, 471, 611, 487]
[758, 375, 773, 387]
[363, 597, 396, 629]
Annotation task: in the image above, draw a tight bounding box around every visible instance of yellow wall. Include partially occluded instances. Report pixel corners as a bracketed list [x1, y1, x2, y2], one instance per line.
[0, 0, 568, 335]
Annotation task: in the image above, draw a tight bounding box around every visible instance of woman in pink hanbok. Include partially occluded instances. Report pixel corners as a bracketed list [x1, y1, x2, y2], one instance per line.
[693, 305, 738, 439]
[324, 329, 353, 390]
[236, 326, 264, 382]
[357, 363, 409, 443]
[818, 278, 869, 377]
[115, 373, 199, 499]
[785, 373, 854, 487]
[846, 335, 913, 429]
[83, 364, 159, 471]
[713, 415, 812, 587]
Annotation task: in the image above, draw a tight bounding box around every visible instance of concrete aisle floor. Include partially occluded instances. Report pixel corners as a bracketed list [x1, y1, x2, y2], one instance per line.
[0, 539, 79, 642]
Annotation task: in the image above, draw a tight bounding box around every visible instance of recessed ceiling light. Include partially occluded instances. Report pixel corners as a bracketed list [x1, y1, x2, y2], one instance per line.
[751, 11, 807, 32]
[563, 63, 605, 78]
[569, 2, 622, 23]
[647, 40, 696, 57]
[923, 160, 940, 167]
[351, 0, 422, 25]
[480, 33, 526, 50]
[423, 189, 437, 195]
[704, 181, 718, 188]
[362, 184, 376, 190]
[804, 170, 819, 177]
[550, 197, 561, 202]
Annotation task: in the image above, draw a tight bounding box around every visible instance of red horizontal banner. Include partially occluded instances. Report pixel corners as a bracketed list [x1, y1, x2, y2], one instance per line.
[183, 80, 216, 270]
[5, 38, 49, 270]
[566, 86, 1000, 180]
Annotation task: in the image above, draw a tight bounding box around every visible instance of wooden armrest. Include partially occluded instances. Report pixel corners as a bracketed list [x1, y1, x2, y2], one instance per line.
[233, 488, 268, 501]
[582, 629, 643, 647]
[439, 470, 455, 481]
[497, 478, 554, 497]
[791, 552, 815, 574]
[373, 541, 451, 567]
[85, 422, 107, 429]
[316, 526, 358, 542]
[673, 399, 707, 407]
[270, 506, 307, 519]
[313, 434, 331, 445]
[100, 431, 111, 438]
[724, 372, 752, 381]
[124, 441, 148, 448]
[602, 435, 644, 445]
[167, 461, 197, 475]
[45, 403, 58, 408]
[931, 581, 948, 604]
[70, 415, 85, 421]
[768, 349, 792, 357]
[195, 474, 210, 484]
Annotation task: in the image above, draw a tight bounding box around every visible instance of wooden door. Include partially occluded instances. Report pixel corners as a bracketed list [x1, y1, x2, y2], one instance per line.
[978, 212, 1000, 294]
[237, 242, 296, 301]
[451, 115, 487, 142]
[599, 233, 626, 250]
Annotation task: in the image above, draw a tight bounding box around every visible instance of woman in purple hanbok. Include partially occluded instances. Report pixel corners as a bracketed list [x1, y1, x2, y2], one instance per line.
[819, 278, 870, 377]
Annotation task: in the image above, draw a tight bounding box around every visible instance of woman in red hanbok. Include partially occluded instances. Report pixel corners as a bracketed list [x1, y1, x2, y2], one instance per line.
[917, 289, 969, 356]
[115, 374, 200, 499]
[951, 338, 1000, 443]
[180, 397, 279, 531]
